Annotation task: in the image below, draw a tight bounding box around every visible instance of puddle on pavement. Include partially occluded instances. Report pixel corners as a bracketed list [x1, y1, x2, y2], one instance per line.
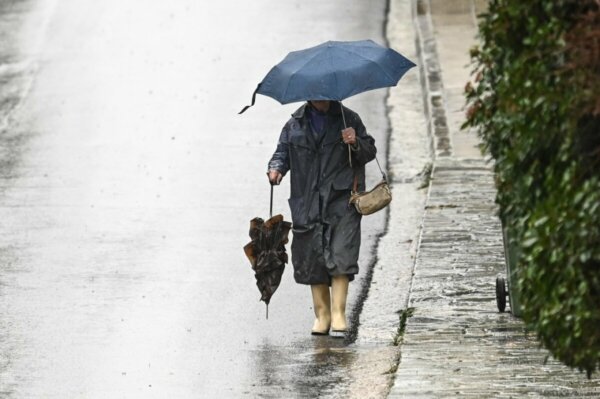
[245, 337, 371, 398]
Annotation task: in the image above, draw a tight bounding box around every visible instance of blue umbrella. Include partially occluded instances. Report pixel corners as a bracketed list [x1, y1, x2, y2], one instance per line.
[239, 40, 416, 114]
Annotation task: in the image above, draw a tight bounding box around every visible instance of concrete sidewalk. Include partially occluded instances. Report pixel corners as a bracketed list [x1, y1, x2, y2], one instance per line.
[388, 0, 600, 396]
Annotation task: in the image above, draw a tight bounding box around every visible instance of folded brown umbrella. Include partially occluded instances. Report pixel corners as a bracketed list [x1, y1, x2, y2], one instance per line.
[244, 213, 292, 319]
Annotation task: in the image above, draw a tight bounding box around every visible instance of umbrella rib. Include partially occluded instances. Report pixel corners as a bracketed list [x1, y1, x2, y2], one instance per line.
[328, 50, 340, 101]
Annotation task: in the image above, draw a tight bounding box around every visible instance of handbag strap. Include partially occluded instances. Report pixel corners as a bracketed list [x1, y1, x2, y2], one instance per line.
[374, 158, 387, 180]
[352, 162, 387, 193]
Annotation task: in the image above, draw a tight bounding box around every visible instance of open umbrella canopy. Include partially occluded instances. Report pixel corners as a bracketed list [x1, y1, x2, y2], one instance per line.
[239, 39, 416, 113]
[243, 214, 292, 318]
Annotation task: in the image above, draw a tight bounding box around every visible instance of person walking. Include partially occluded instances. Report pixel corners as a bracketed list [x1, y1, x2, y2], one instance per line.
[267, 100, 376, 337]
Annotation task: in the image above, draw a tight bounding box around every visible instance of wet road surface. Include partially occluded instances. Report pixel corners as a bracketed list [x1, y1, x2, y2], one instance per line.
[0, 0, 389, 397]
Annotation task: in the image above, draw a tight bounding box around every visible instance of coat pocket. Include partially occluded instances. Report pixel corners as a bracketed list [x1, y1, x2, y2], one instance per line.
[288, 196, 307, 227]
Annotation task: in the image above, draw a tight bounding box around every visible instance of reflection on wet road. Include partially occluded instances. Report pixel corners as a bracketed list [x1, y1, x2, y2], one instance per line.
[249, 338, 356, 397]
[0, 0, 388, 397]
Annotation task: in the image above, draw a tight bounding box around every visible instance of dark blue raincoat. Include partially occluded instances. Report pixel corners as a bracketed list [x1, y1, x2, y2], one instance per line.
[268, 102, 376, 285]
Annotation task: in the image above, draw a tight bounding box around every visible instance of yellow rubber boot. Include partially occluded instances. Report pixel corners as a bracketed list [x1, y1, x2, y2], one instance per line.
[330, 275, 349, 338]
[310, 284, 331, 335]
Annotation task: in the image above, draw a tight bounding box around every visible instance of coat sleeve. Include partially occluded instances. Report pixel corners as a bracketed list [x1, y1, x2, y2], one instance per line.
[267, 123, 290, 175]
[349, 113, 376, 166]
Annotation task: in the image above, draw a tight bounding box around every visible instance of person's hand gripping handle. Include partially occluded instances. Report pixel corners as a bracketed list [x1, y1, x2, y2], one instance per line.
[267, 169, 283, 185]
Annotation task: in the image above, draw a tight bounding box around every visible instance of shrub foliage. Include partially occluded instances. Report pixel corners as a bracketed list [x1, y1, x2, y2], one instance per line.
[464, 0, 600, 376]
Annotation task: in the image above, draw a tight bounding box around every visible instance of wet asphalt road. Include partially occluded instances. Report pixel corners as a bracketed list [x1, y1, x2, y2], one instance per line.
[0, 0, 389, 397]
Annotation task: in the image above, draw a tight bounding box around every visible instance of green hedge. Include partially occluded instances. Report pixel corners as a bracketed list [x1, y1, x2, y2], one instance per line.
[464, 0, 600, 376]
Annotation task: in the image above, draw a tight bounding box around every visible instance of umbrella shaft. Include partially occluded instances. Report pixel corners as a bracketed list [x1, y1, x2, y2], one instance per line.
[270, 184, 273, 218]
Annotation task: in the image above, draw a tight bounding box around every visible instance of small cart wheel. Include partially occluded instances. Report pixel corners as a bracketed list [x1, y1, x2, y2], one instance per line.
[496, 276, 507, 312]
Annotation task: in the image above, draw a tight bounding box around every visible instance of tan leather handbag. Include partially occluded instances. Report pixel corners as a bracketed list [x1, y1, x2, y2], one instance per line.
[349, 159, 392, 215]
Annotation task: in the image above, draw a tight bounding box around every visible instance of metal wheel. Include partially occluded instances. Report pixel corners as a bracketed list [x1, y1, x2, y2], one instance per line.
[496, 276, 507, 312]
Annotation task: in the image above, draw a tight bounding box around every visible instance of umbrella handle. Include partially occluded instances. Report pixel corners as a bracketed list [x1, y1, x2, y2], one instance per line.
[340, 101, 352, 169]
[348, 145, 352, 168]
